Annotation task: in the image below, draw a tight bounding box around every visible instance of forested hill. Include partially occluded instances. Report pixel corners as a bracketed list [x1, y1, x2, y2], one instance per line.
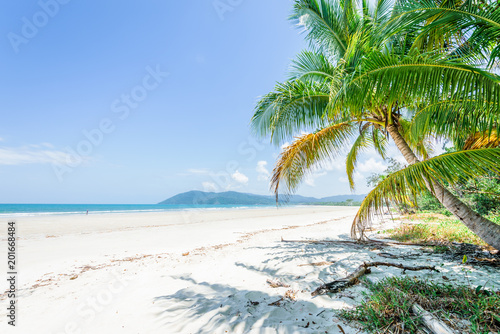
[158, 191, 366, 205]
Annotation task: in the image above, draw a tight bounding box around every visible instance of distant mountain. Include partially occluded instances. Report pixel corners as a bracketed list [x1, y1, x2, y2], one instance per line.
[319, 194, 366, 202]
[158, 191, 365, 205]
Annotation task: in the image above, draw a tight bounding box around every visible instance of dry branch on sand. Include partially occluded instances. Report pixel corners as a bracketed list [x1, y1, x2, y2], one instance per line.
[298, 261, 335, 267]
[266, 279, 290, 288]
[311, 262, 438, 296]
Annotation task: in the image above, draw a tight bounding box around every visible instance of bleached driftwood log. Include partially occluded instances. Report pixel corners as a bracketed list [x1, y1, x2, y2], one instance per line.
[412, 303, 456, 334]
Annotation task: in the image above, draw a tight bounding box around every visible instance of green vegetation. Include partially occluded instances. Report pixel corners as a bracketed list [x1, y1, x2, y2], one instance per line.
[369, 158, 500, 217]
[385, 215, 489, 246]
[251, 0, 500, 249]
[341, 277, 500, 333]
[383, 212, 500, 248]
[158, 191, 365, 205]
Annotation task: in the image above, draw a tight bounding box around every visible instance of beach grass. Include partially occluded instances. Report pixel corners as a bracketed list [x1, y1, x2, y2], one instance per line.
[340, 276, 500, 333]
[382, 213, 500, 247]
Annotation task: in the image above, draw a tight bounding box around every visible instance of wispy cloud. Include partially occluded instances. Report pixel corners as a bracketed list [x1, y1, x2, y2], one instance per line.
[256, 161, 270, 181]
[322, 159, 343, 171]
[186, 168, 210, 175]
[0, 144, 77, 166]
[339, 171, 364, 184]
[357, 158, 387, 174]
[304, 171, 327, 187]
[202, 182, 217, 192]
[280, 142, 290, 150]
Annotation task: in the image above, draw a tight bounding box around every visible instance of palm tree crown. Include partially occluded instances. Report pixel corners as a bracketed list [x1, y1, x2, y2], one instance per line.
[252, 0, 500, 249]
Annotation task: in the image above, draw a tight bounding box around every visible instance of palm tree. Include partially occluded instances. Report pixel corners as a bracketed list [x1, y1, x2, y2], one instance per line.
[252, 0, 500, 249]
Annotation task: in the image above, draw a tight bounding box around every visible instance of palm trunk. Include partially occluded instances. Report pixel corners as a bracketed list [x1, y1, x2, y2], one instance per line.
[387, 124, 500, 250]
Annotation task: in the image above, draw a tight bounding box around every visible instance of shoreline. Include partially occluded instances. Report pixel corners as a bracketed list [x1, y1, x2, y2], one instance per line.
[0, 204, 350, 219]
[1, 206, 496, 333]
[0, 206, 359, 293]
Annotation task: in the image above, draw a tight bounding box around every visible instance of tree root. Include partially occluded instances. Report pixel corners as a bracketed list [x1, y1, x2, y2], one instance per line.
[311, 262, 438, 296]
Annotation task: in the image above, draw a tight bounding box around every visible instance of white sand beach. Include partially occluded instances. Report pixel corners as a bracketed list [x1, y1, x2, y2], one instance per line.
[0, 206, 497, 334]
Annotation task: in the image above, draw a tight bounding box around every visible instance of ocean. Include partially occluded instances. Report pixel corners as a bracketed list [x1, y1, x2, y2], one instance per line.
[0, 204, 276, 217]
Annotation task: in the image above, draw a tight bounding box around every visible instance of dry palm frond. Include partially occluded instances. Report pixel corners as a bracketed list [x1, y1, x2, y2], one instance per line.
[271, 122, 355, 202]
[464, 130, 500, 150]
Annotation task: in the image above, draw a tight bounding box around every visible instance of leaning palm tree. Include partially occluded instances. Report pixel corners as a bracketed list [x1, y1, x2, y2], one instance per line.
[252, 0, 500, 249]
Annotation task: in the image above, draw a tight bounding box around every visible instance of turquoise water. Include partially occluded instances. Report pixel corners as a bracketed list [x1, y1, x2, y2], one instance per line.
[0, 204, 273, 217]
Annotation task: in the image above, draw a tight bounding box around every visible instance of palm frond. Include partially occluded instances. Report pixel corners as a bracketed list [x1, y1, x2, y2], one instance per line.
[393, 0, 500, 66]
[371, 126, 389, 159]
[291, 0, 358, 58]
[271, 122, 355, 201]
[346, 129, 371, 190]
[399, 118, 433, 160]
[252, 79, 333, 145]
[289, 50, 338, 82]
[334, 49, 500, 117]
[411, 99, 500, 149]
[464, 130, 500, 149]
[352, 148, 500, 239]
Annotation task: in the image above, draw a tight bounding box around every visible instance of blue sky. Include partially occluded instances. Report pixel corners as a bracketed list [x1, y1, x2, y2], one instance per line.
[0, 0, 391, 204]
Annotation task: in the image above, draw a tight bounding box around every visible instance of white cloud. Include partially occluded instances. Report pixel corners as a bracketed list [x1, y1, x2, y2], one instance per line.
[256, 161, 270, 181]
[280, 142, 290, 150]
[202, 182, 217, 192]
[304, 171, 327, 187]
[299, 14, 310, 27]
[186, 168, 210, 175]
[231, 170, 249, 185]
[0, 145, 76, 166]
[357, 158, 387, 174]
[339, 171, 364, 184]
[322, 159, 344, 171]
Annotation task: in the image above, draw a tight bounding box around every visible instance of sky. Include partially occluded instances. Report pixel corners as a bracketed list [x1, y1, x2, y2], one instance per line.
[0, 0, 396, 204]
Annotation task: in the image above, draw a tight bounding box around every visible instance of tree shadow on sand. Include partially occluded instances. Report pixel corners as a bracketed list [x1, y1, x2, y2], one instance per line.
[151, 235, 497, 333]
[152, 274, 351, 334]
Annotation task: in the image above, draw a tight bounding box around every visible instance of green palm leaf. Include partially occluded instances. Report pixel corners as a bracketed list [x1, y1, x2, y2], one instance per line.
[352, 148, 500, 238]
[335, 49, 500, 115]
[291, 0, 351, 57]
[345, 126, 388, 190]
[289, 50, 338, 82]
[346, 130, 370, 190]
[393, 0, 500, 66]
[411, 99, 500, 149]
[252, 79, 333, 145]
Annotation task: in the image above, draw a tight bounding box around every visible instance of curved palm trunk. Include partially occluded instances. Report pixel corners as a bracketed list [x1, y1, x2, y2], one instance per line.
[387, 124, 500, 250]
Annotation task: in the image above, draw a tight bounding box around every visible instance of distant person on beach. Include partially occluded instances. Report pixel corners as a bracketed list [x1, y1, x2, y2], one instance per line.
[86, 210, 88, 215]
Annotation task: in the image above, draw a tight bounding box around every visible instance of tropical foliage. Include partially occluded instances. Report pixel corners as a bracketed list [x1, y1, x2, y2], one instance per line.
[251, 0, 500, 248]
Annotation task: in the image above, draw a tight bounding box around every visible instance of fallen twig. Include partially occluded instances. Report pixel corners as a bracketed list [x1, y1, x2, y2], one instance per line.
[311, 262, 438, 296]
[268, 298, 283, 306]
[266, 279, 290, 288]
[298, 261, 335, 267]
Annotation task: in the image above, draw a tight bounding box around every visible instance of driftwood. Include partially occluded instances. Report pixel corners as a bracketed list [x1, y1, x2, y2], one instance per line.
[311, 262, 438, 296]
[311, 263, 453, 333]
[412, 303, 456, 334]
